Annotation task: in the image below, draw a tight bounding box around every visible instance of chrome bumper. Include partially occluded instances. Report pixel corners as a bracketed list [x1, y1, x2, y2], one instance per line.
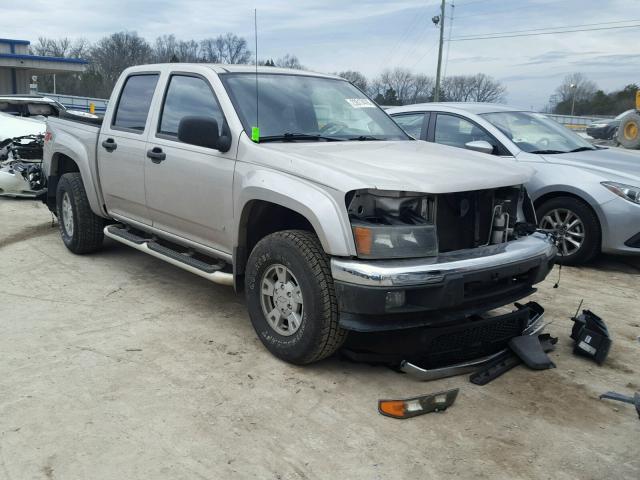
[331, 233, 556, 287]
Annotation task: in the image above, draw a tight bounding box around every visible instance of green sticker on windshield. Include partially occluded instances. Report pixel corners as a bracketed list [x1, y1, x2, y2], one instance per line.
[251, 127, 260, 142]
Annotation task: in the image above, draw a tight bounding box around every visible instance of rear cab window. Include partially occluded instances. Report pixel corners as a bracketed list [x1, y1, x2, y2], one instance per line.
[112, 74, 160, 132]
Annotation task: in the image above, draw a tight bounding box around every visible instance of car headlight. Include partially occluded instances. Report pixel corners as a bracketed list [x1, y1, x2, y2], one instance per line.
[590, 123, 608, 128]
[601, 181, 640, 205]
[346, 190, 438, 259]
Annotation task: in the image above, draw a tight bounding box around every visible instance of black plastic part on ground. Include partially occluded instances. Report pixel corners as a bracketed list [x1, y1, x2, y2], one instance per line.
[469, 334, 558, 385]
[508, 334, 556, 370]
[341, 302, 540, 368]
[570, 309, 611, 364]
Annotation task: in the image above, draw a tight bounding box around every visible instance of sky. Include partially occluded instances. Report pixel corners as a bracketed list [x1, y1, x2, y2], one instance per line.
[2, 0, 639, 109]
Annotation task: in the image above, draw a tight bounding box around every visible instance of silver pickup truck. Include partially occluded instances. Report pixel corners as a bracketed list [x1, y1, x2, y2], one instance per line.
[43, 64, 556, 365]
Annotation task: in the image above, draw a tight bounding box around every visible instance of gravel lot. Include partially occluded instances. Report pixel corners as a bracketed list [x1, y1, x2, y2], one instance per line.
[1, 198, 639, 480]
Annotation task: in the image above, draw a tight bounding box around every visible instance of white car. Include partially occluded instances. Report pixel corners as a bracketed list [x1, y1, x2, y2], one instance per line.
[389, 103, 640, 264]
[0, 95, 97, 197]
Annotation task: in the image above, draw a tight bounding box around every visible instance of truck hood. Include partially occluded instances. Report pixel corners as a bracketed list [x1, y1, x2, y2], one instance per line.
[540, 147, 640, 184]
[0, 112, 45, 141]
[259, 140, 534, 193]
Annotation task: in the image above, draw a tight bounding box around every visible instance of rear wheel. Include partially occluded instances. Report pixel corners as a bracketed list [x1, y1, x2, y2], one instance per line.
[56, 172, 104, 254]
[537, 196, 600, 265]
[245, 230, 347, 364]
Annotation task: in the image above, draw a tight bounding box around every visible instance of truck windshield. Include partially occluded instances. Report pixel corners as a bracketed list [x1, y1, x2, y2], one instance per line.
[221, 73, 409, 141]
[481, 111, 595, 154]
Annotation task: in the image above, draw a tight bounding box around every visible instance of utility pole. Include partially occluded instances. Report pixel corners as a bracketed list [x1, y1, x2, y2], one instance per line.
[434, 0, 446, 102]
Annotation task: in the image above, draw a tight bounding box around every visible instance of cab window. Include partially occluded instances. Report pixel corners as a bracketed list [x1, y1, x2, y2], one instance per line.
[112, 74, 159, 131]
[159, 75, 224, 137]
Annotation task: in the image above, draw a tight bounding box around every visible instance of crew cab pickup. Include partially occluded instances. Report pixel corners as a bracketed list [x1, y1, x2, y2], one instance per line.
[43, 64, 556, 365]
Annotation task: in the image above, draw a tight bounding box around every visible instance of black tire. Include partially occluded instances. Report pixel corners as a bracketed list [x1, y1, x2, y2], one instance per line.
[536, 196, 600, 265]
[56, 172, 104, 254]
[245, 230, 347, 365]
[616, 112, 640, 149]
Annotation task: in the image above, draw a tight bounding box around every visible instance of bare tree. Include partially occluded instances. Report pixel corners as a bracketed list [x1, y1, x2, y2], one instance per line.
[336, 70, 368, 92]
[273, 54, 303, 69]
[408, 74, 434, 103]
[442, 74, 506, 103]
[554, 73, 597, 103]
[31, 37, 88, 58]
[90, 32, 153, 96]
[376, 68, 415, 104]
[201, 33, 251, 64]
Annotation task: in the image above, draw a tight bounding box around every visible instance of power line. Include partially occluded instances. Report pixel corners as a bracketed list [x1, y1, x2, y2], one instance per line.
[449, 23, 640, 41]
[453, 0, 563, 20]
[377, 9, 430, 71]
[453, 19, 640, 39]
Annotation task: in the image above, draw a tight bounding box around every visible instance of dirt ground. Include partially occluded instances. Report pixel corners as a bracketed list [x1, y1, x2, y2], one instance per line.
[1, 198, 638, 480]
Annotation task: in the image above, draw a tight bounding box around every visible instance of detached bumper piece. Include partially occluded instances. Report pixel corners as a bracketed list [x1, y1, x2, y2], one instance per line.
[378, 388, 459, 419]
[470, 334, 557, 385]
[570, 308, 611, 364]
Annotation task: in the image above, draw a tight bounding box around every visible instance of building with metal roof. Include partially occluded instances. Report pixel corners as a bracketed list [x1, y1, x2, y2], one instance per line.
[0, 38, 88, 94]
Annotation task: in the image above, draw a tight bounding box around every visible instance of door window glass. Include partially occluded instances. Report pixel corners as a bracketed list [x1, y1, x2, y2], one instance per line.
[112, 74, 159, 131]
[159, 75, 224, 137]
[435, 114, 495, 150]
[393, 113, 425, 139]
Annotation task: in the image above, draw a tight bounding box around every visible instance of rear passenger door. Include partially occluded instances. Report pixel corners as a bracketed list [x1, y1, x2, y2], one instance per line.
[98, 73, 159, 225]
[144, 73, 236, 255]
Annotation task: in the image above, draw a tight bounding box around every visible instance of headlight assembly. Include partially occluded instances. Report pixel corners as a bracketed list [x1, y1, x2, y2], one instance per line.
[347, 189, 438, 259]
[601, 181, 640, 205]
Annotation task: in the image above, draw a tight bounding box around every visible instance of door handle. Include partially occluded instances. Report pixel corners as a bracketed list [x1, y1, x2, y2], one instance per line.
[101, 138, 117, 151]
[146, 147, 166, 163]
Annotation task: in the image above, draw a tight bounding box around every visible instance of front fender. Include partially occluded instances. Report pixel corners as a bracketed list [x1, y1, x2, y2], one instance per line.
[234, 164, 355, 256]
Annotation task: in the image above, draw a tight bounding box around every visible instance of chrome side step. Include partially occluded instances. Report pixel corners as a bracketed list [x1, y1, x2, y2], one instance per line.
[104, 225, 234, 286]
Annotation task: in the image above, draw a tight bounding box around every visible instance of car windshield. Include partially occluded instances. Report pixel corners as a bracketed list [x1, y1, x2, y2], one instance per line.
[481, 111, 595, 154]
[221, 73, 409, 141]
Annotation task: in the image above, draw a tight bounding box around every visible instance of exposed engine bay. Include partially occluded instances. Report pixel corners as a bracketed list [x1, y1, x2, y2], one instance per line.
[0, 134, 46, 198]
[346, 186, 537, 259]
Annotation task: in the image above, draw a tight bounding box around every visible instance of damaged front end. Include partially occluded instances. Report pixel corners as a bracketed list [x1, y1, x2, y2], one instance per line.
[0, 134, 46, 198]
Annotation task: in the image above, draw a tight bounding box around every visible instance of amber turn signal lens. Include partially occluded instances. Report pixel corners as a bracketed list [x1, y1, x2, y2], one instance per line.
[353, 226, 373, 255]
[378, 400, 406, 419]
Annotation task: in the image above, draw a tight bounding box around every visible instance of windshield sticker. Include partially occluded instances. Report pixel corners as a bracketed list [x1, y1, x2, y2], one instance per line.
[345, 98, 376, 109]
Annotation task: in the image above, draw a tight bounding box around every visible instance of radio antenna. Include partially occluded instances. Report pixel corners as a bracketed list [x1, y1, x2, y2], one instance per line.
[251, 8, 260, 142]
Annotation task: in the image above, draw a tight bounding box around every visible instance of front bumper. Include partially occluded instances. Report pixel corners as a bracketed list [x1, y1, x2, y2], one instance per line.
[331, 233, 556, 331]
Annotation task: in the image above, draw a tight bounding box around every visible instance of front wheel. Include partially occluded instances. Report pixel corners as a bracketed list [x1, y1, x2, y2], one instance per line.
[56, 172, 104, 254]
[536, 196, 600, 265]
[245, 230, 347, 365]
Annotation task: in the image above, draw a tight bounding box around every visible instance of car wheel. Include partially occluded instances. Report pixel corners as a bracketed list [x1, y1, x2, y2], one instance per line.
[56, 172, 104, 254]
[245, 230, 347, 365]
[537, 196, 600, 265]
[616, 112, 640, 149]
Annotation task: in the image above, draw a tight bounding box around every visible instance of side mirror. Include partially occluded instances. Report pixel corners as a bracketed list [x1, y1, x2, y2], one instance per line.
[177, 116, 231, 152]
[465, 140, 495, 155]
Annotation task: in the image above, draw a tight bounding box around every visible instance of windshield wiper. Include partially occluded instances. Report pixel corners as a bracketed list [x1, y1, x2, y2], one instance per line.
[568, 146, 596, 152]
[259, 132, 342, 142]
[348, 135, 383, 141]
[529, 149, 567, 154]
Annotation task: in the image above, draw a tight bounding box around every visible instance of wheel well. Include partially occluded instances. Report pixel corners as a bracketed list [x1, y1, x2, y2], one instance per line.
[45, 154, 80, 211]
[234, 200, 316, 289]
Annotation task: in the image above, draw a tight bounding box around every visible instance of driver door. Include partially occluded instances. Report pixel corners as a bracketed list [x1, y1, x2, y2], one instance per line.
[144, 73, 236, 254]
